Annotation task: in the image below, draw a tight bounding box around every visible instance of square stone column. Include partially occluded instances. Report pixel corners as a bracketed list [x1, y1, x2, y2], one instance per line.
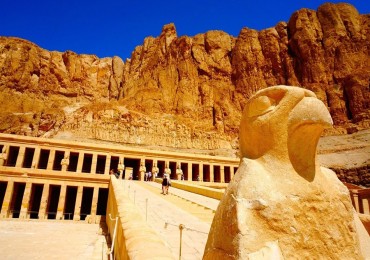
[31, 147, 40, 169]
[91, 153, 98, 174]
[220, 165, 225, 183]
[73, 186, 83, 221]
[15, 146, 26, 168]
[210, 164, 214, 183]
[104, 154, 111, 175]
[0, 181, 14, 218]
[56, 185, 66, 220]
[188, 163, 193, 181]
[90, 187, 99, 222]
[38, 184, 50, 219]
[76, 152, 84, 173]
[46, 149, 56, 170]
[199, 163, 204, 182]
[19, 182, 32, 219]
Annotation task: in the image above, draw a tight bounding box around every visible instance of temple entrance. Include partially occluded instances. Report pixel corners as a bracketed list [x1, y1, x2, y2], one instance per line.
[38, 149, 50, 169]
[157, 160, 166, 178]
[96, 155, 106, 174]
[64, 186, 77, 220]
[169, 161, 176, 179]
[47, 185, 60, 219]
[29, 184, 43, 219]
[68, 152, 79, 172]
[124, 158, 141, 180]
[0, 181, 7, 212]
[97, 188, 108, 216]
[214, 165, 221, 183]
[6, 146, 19, 167]
[80, 187, 93, 220]
[192, 164, 199, 181]
[53, 151, 64, 171]
[23, 147, 35, 168]
[224, 166, 231, 183]
[203, 164, 210, 182]
[181, 163, 188, 180]
[10, 182, 25, 218]
[82, 154, 92, 173]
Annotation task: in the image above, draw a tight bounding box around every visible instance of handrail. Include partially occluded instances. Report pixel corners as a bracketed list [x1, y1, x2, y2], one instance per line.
[107, 213, 118, 260]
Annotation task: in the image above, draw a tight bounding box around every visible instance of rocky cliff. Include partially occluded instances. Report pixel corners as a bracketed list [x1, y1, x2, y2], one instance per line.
[0, 3, 369, 158]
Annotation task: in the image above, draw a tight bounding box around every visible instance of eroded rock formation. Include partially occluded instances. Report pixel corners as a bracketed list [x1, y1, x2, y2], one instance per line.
[0, 3, 369, 155]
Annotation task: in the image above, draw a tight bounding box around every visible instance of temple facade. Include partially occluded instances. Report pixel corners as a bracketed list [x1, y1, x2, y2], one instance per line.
[0, 133, 239, 222]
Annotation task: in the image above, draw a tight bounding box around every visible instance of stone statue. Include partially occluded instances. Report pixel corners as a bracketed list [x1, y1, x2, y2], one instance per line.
[164, 163, 171, 178]
[61, 155, 69, 171]
[0, 146, 8, 166]
[176, 164, 183, 180]
[117, 159, 125, 179]
[203, 86, 370, 259]
[139, 162, 146, 181]
[152, 163, 159, 179]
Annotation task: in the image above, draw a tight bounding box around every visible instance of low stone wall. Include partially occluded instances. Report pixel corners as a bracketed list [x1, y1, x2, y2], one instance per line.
[155, 178, 224, 200]
[106, 177, 174, 260]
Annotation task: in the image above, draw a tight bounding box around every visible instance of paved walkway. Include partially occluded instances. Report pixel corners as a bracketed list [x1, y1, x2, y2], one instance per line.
[0, 220, 108, 260]
[0, 180, 221, 259]
[120, 180, 220, 260]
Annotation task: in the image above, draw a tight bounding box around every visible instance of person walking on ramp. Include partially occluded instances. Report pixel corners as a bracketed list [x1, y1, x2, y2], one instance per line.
[162, 174, 170, 195]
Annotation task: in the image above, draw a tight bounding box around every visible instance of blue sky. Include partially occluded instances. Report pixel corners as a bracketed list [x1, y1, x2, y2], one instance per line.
[1, 0, 369, 60]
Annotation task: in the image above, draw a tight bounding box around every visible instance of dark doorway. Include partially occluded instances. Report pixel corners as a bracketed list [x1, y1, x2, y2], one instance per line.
[97, 188, 108, 216]
[47, 185, 61, 219]
[224, 166, 231, 183]
[214, 165, 221, 183]
[145, 159, 153, 175]
[124, 158, 141, 180]
[82, 154, 93, 173]
[80, 187, 93, 221]
[181, 163, 188, 180]
[192, 164, 199, 181]
[6, 146, 19, 167]
[96, 155, 106, 174]
[157, 160, 166, 178]
[169, 162, 176, 179]
[64, 186, 77, 220]
[23, 148, 35, 168]
[0, 182, 8, 211]
[110, 156, 119, 173]
[203, 165, 210, 182]
[68, 152, 79, 172]
[53, 151, 64, 171]
[29, 184, 43, 219]
[38, 149, 50, 169]
[10, 182, 26, 218]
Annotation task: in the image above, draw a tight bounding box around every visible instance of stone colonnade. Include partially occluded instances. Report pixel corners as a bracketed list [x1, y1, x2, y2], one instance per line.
[0, 133, 239, 221]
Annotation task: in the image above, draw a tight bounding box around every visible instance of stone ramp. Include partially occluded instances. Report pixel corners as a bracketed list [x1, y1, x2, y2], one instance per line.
[134, 181, 216, 223]
[120, 180, 218, 260]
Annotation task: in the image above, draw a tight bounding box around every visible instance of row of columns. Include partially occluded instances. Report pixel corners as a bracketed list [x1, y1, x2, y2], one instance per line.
[0, 180, 102, 221]
[1, 143, 238, 182]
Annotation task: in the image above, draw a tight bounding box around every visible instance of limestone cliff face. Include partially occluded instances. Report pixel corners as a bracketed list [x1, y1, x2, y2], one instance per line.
[0, 3, 369, 155]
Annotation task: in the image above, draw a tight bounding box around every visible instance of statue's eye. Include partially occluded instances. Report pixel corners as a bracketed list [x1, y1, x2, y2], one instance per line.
[246, 96, 276, 117]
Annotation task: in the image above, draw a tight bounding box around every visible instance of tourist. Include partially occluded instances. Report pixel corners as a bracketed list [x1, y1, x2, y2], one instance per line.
[144, 171, 148, 181]
[161, 174, 170, 195]
[148, 171, 152, 181]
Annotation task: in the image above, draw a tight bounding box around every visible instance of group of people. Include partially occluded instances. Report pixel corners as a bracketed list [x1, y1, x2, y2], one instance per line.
[144, 171, 153, 181]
